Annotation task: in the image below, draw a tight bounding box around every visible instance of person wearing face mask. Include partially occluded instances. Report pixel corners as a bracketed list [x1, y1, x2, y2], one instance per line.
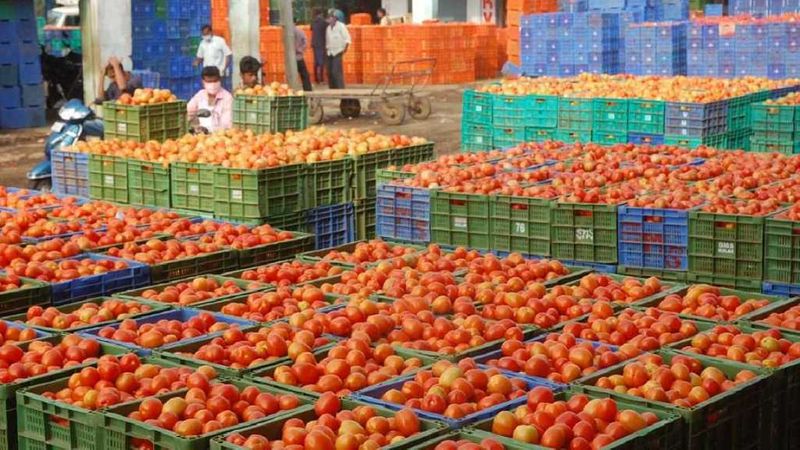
[187, 66, 233, 133]
[194, 25, 232, 81]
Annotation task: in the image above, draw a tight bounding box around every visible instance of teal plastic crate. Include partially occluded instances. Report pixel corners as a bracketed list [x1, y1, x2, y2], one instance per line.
[629, 99, 666, 135]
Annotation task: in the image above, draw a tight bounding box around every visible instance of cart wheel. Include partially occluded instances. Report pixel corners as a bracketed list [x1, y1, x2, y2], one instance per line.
[380, 102, 406, 125]
[340, 99, 361, 118]
[408, 96, 432, 120]
[309, 100, 324, 124]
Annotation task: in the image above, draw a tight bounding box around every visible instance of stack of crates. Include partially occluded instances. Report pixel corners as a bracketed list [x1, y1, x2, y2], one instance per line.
[131, 0, 211, 100]
[664, 99, 729, 148]
[520, 12, 623, 77]
[730, 0, 800, 15]
[750, 95, 800, 154]
[588, 0, 689, 21]
[624, 21, 687, 76]
[461, 90, 495, 151]
[0, 0, 45, 129]
[232, 95, 309, 134]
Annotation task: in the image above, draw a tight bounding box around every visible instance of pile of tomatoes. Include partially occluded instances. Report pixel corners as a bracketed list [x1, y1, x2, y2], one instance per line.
[135, 277, 261, 306]
[216, 285, 333, 322]
[23, 299, 158, 329]
[0, 335, 100, 383]
[94, 312, 233, 349]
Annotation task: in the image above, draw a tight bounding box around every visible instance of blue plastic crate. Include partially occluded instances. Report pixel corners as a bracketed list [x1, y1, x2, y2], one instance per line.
[353, 366, 564, 428]
[560, 259, 617, 273]
[49, 254, 151, 306]
[19, 60, 41, 84]
[132, 1, 156, 18]
[51, 149, 89, 197]
[762, 281, 800, 297]
[307, 203, 355, 250]
[617, 206, 690, 271]
[376, 184, 430, 244]
[79, 308, 257, 355]
[0, 86, 19, 108]
[0, 106, 44, 129]
[627, 133, 665, 145]
[20, 83, 44, 107]
[0, 63, 16, 86]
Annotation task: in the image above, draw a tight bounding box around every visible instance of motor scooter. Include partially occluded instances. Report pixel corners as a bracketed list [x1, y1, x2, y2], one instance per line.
[27, 99, 102, 191]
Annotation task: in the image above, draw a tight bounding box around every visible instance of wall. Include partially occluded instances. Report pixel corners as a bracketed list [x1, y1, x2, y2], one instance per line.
[229, 0, 260, 88]
[80, 0, 131, 105]
[382, 0, 409, 16]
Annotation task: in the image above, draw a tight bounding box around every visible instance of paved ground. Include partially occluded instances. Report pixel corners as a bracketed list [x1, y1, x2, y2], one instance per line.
[0, 84, 467, 189]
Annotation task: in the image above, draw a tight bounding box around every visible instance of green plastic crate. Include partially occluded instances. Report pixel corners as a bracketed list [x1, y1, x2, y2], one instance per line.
[737, 297, 800, 335]
[592, 130, 628, 145]
[553, 129, 592, 143]
[98, 378, 312, 450]
[122, 248, 239, 284]
[492, 126, 526, 149]
[491, 94, 529, 128]
[688, 210, 767, 290]
[306, 158, 352, 208]
[232, 95, 308, 134]
[0, 276, 51, 317]
[88, 154, 128, 203]
[127, 159, 170, 208]
[750, 102, 799, 134]
[376, 168, 415, 187]
[390, 143, 434, 167]
[751, 128, 795, 142]
[592, 98, 629, 132]
[618, 265, 688, 282]
[430, 191, 491, 251]
[727, 129, 752, 151]
[664, 133, 728, 149]
[209, 398, 446, 450]
[576, 350, 774, 450]
[462, 90, 493, 124]
[525, 127, 557, 143]
[170, 162, 216, 213]
[637, 286, 787, 323]
[102, 101, 187, 142]
[490, 194, 552, 257]
[470, 387, 685, 450]
[558, 97, 593, 131]
[115, 274, 267, 307]
[765, 213, 800, 285]
[551, 202, 619, 264]
[351, 151, 394, 201]
[749, 137, 800, 154]
[461, 122, 493, 152]
[237, 231, 315, 268]
[527, 94, 559, 128]
[214, 164, 304, 220]
[402, 431, 501, 450]
[263, 211, 308, 232]
[629, 99, 666, 135]
[355, 197, 376, 240]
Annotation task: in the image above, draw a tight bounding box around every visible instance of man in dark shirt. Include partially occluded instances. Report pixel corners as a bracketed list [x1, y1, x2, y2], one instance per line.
[95, 57, 142, 103]
[311, 8, 327, 84]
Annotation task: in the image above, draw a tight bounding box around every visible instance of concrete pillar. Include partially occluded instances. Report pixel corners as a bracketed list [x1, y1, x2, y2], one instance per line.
[411, 0, 437, 22]
[80, 0, 131, 108]
[229, 0, 261, 88]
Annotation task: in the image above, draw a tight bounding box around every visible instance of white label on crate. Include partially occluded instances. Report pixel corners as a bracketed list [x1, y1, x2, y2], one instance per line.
[453, 217, 468, 228]
[644, 114, 653, 122]
[189, 184, 199, 194]
[117, 123, 127, 133]
[247, 112, 257, 122]
[514, 222, 526, 234]
[476, 136, 484, 144]
[231, 190, 243, 201]
[680, 119, 688, 126]
[576, 228, 594, 242]
[475, 105, 483, 112]
[718, 242, 735, 255]
[104, 175, 114, 186]
[607, 113, 616, 120]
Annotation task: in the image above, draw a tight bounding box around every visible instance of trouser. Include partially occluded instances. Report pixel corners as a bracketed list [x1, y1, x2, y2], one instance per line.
[313, 47, 325, 83]
[83, 118, 105, 138]
[297, 59, 313, 92]
[327, 52, 345, 89]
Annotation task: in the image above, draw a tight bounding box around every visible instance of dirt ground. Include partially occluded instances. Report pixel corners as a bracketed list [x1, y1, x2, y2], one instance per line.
[0, 84, 467, 189]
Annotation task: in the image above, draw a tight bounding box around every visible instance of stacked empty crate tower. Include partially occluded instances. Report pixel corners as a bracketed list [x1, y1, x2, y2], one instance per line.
[0, 0, 45, 129]
[131, 0, 211, 100]
[624, 21, 687, 75]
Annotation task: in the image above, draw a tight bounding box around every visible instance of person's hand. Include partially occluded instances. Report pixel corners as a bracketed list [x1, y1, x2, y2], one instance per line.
[193, 59, 199, 67]
[108, 56, 120, 67]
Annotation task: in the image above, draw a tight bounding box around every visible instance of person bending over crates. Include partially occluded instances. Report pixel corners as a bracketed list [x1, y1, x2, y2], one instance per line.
[187, 66, 232, 133]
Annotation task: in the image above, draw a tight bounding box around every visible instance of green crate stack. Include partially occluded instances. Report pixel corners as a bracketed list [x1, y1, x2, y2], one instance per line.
[576, 350, 775, 450]
[0, 277, 50, 317]
[306, 159, 352, 208]
[127, 159, 170, 208]
[727, 129, 752, 150]
[558, 97, 593, 132]
[628, 99, 666, 135]
[490, 195, 553, 257]
[214, 163, 304, 222]
[664, 133, 728, 149]
[750, 100, 800, 154]
[170, 162, 216, 213]
[88, 154, 129, 203]
[461, 90, 493, 124]
[101, 101, 187, 142]
[461, 122, 493, 152]
[688, 210, 766, 290]
[350, 151, 391, 201]
[550, 202, 619, 264]
[528, 94, 559, 128]
[764, 210, 800, 286]
[592, 98, 629, 132]
[429, 191, 491, 251]
[355, 198, 377, 240]
[232, 95, 308, 134]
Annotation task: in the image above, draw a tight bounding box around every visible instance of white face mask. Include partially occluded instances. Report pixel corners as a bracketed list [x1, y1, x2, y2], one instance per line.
[204, 81, 222, 95]
[203, 35, 212, 42]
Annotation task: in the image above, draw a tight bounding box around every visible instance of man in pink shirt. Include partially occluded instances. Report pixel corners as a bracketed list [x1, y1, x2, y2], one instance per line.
[187, 66, 232, 132]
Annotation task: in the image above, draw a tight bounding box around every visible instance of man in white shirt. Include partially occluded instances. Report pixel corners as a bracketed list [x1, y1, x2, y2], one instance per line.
[325, 9, 351, 89]
[194, 25, 232, 79]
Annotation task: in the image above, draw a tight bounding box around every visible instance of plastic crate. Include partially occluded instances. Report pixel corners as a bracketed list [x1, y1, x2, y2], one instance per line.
[490, 194, 552, 257]
[375, 168, 415, 187]
[765, 214, 800, 286]
[577, 350, 774, 450]
[592, 130, 628, 145]
[554, 128, 592, 143]
[127, 158, 170, 208]
[88, 154, 128, 203]
[115, 274, 269, 308]
[558, 97, 594, 131]
[492, 126, 526, 149]
[750, 137, 800, 154]
[750, 102, 799, 135]
[51, 149, 89, 197]
[492, 94, 529, 128]
[49, 255, 150, 306]
[104, 248, 237, 285]
[618, 206, 692, 271]
[102, 101, 187, 142]
[551, 202, 619, 264]
[462, 90, 493, 124]
[170, 162, 215, 213]
[355, 197, 376, 240]
[306, 203, 354, 250]
[461, 122, 493, 152]
[430, 191, 491, 251]
[214, 164, 304, 221]
[232, 94, 308, 134]
[354, 367, 562, 428]
[470, 386, 685, 450]
[664, 133, 728, 149]
[236, 231, 315, 268]
[376, 184, 431, 244]
[627, 132, 665, 145]
[527, 94, 560, 128]
[0, 274, 50, 317]
[665, 100, 728, 137]
[306, 158, 352, 208]
[688, 210, 766, 290]
[592, 97, 629, 132]
[762, 281, 800, 297]
[618, 265, 687, 282]
[525, 126, 557, 143]
[390, 143, 434, 167]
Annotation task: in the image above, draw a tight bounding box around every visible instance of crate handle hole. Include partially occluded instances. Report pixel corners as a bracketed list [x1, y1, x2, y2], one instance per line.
[511, 203, 528, 211]
[449, 200, 466, 207]
[396, 192, 412, 200]
[187, 168, 198, 174]
[575, 210, 593, 217]
[49, 415, 70, 428]
[644, 216, 662, 223]
[715, 221, 735, 229]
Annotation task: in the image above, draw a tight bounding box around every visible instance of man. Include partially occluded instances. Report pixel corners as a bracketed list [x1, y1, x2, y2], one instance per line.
[294, 24, 313, 92]
[95, 56, 141, 104]
[325, 8, 351, 89]
[194, 25, 232, 78]
[311, 8, 327, 84]
[377, 8, 390, 25]
[239, 56, 262, 89]
[187, 66, 232, 133]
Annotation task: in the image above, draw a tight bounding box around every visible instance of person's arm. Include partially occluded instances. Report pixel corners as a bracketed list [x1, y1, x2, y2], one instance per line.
[219, 93, 233, 129]
[186, 91, 199, 115]
[96, 66, 105, 102]
[342, 25, 351, 53]
[194, 43, 204, 67]
[109, 57, 127, 92]
[221, 39, 233, 73]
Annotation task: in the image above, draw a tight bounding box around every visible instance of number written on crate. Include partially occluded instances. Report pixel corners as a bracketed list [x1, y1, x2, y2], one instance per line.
[576, 228, 594, 242]
[117, 123, 127, 133]
[104, 175, 114, 186]
[231, 190, 243, 201]
[717, 241, 735, 255]
[514, 221, 527, 234]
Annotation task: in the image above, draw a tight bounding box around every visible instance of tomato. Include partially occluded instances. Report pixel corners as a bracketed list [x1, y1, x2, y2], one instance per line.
[315, 392, 341, 416]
